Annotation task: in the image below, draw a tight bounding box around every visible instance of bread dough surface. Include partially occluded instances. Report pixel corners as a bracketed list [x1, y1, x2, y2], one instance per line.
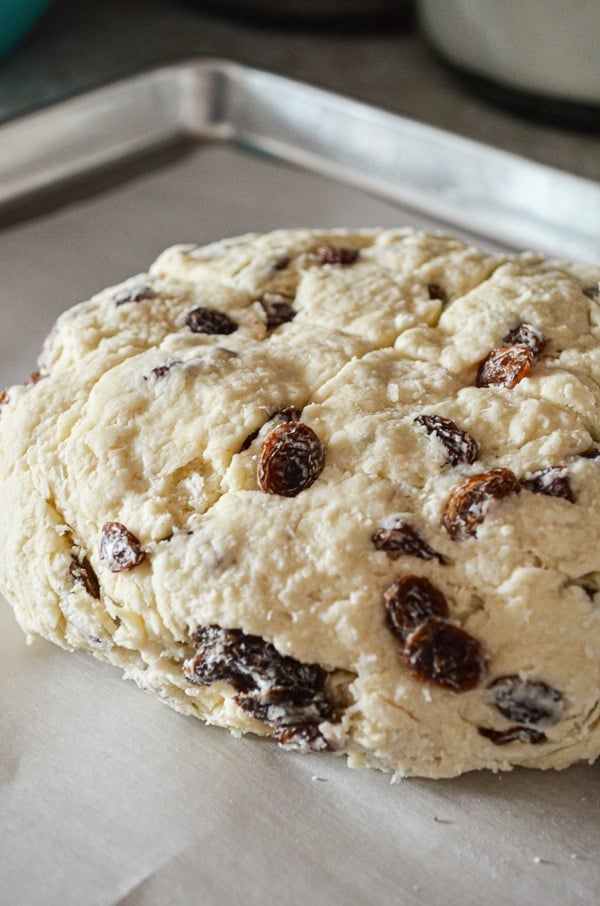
[1, 227, 599, 778]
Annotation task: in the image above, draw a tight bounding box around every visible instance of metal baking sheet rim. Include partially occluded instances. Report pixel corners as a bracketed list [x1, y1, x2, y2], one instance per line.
[0, 57, 599, 262]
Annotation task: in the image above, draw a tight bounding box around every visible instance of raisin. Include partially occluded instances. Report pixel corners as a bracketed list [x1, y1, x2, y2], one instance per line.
[404, 618, 486, 691]
[272, 255, 291, 271]
[28, 371, 42, 385]
[0, 389, 8, 406]
[580, 447, 600, 460]
[239, 427, 261, 452]
[69, 555, 100, 599]
[238, 684, 330, 727]
[521, 466, 574, 502]
[258, 292, 296, 330]
[99, 522, 145, 571]
[476, 344, 534, 389]
[151, 364, 171, 379]
[414, 414, 479, 467]
[502, 322, 547, 356]
[315, 244, 359, 266]
[184, 625, 245, 687]
[258, 422, 325, 497]
[441, 468, 521, 540]
[273, 721, 331, 752]
[185, 626, 328, 693]
[185, 306, 237, 335]
[486, 676, 563, 727]
[183, 626, 333, 738]
[384, 576, 449, 643]
[372, 521, 444, 563]
[477, 725, 547, 745]
[583, 285, 599, 299]
[273, 406, 302, 423]
[144, 361, 179, 380]
[426, 282, 448, 304]
[113, 283, 156, 305]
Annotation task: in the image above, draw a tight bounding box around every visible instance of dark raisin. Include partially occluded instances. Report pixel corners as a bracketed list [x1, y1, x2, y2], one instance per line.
[372, 521, 444, 563]
[486, 676, 564, 727]
[521, 466, 574, 502]
[144, 361, 179, 380]
[151, 364, 171, 379]
[441, 468, 521, 540]
[404, 618, 486, 691]
[583, 285, 599, 299]
[184, 625, 246, 687]
[258, 292, 296, 330]
[273, 721, 332, 752]
[258, 422, 325, 497]
[272, 255, 291, 271]
[414, 414, 479, 466]
[237, 683, 330, 727]
[580, 447, 600, 460]
[477, 725, 547, 745]
[185, 306, 237, 335]
[273, 406, 302, 423]
[183, 626, 333, 736]
[502, 322, 547, 356]
[239, 427, 261, 452]
[315, 244, 359, 266]
[185, 626, 328, 693]
[113, 283, 156, 305]
[476, 344, 534, 389]
[99, 522, 145, 571]
[426, 282, 448, 304]
[384, 576, 449, 643]
[69, 555, 100, 599]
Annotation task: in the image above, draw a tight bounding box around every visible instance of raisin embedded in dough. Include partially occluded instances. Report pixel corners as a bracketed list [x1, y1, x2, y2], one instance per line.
[185, 306, 237, 335]
[521, 466, 574, 502]
[414, 414, 479, 466]
[372, 521, 445, 563]
[404, 618, 486, 692]
[384, 576, 449, 642]
[442, 469, 521, 540]
[476, 344, 535, 389]
[100, 522, 145, 572]
[257, 422, 325, 497]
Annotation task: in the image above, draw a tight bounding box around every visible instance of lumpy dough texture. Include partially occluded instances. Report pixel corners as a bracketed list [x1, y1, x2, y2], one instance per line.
[1, 227, 600, 779]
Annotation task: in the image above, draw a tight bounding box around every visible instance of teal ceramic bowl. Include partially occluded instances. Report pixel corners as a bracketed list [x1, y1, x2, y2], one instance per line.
[0, 0, 53, 58]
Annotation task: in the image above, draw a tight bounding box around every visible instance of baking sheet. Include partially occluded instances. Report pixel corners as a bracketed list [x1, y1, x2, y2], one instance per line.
[1, 59, 600, 261]
[1, 64, 600, 906]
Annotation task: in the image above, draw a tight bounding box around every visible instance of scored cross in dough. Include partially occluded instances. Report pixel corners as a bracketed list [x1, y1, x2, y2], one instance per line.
[1, 228, 599, 778]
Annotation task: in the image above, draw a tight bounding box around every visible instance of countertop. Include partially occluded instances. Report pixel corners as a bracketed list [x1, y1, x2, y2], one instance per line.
[1, 0, 599, 184]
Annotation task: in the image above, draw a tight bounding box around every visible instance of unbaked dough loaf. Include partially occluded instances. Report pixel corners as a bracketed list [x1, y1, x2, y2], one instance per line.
[1, 227, 600, 779]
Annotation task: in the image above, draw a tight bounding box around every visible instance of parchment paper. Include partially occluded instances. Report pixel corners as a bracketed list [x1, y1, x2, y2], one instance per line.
[1, 144, 599, 906]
